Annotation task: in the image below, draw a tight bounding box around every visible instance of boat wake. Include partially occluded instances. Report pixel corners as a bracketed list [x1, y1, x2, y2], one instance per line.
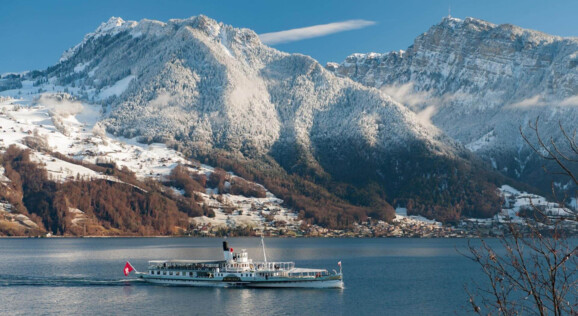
[0, 274, 144, 287]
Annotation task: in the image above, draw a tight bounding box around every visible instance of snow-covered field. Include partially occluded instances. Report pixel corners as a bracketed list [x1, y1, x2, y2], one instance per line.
[192, 192, 298, 230]
[394, 207, 442, 226]
[394, 184, 576, 231]
[463, 185, 576, 227]
[498, 184, 575, 219]
[0, 199, 40, 233]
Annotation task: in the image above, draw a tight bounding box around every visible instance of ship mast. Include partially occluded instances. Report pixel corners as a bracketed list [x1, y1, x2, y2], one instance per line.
[261, 234, 268, 263]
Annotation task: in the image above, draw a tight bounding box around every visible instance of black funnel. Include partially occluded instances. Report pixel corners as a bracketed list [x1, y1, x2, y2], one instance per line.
[223, 241, 229, 251]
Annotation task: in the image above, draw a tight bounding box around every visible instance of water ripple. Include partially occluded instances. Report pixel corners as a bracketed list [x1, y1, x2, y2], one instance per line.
[0, 274, 144, 287]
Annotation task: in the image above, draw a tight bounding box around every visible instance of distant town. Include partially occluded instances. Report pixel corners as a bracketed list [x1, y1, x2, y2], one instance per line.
[189, 185, 577, 238]
[189, 214, 578, 239]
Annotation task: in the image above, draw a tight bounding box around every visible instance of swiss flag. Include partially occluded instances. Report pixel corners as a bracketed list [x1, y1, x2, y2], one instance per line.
[124, 262, 134, 276]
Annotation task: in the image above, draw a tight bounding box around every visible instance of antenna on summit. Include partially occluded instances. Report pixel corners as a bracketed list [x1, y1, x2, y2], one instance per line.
[448, 5, 452, 18]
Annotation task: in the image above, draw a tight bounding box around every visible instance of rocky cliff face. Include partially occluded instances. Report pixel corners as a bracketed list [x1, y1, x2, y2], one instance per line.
[329, 17, 578, 191]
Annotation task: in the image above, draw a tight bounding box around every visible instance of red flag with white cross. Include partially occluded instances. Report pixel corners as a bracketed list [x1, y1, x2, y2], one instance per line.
[124, 262, 134, 276]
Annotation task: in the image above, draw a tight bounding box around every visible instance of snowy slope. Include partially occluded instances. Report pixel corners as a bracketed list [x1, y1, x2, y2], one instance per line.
[0, 95, 300, 231]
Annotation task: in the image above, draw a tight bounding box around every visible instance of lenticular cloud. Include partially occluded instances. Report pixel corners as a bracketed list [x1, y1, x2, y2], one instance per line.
[259, 20, 376, 45]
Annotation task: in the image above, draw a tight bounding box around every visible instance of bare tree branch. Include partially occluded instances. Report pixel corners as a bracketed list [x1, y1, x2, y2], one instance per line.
[466, 118, 577, 315]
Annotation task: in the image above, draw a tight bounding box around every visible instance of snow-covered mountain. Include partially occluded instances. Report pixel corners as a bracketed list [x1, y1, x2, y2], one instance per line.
[329, 16, 578, 192]
[1, 15, 510, 228]
[42, 16, 449, 157]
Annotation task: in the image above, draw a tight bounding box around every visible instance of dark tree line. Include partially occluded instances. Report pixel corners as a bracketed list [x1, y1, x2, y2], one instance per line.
[195, 149, 395, 229]
[1, 145, 195, 236]
[192, 136, 509, 229]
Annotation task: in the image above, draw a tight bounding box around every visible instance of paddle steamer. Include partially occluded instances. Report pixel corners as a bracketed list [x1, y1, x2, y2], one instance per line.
[124, 238, 343, 288]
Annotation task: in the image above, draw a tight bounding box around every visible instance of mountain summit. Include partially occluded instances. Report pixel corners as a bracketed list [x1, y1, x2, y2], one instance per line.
[329, 16, 578, 192]
[52, 15, 444, 155]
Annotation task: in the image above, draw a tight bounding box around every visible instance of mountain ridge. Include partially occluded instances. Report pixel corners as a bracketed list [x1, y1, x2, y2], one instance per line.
[328, 16, 578, 194]
[1, 15, 510, 229]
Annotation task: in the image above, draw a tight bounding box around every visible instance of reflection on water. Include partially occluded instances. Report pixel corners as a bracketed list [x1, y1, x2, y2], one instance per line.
[214, 287, 345, 316]
[0, 237, 500, 315]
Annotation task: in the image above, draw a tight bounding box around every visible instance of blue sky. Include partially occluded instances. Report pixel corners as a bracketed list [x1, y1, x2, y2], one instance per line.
[2, 0, 578, 73]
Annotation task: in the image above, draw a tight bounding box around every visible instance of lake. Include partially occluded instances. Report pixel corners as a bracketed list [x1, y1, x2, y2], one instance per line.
[0, 238, 491, 315]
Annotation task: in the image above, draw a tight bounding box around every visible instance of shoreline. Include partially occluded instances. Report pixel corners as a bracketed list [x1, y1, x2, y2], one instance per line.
[0, 235, 502, 239]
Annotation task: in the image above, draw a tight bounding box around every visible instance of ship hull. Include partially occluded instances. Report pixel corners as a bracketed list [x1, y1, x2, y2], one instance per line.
[246, 279, 343, 289]
[140, 275, 237, 287]
[138, 274, 343, 289]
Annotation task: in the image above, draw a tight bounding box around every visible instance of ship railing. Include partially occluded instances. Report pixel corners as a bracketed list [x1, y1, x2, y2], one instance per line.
[147, 262, 222, 270]
[256, 268, 331, 279]
[286, 268, 331, 279]
[252, 261, 295, 271]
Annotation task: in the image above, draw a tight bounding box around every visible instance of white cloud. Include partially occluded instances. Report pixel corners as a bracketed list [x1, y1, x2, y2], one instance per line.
[380, 83, 440, 126]
[509, 95, 545, 108]
[416, 105, 438, 128]
[259, 20, 376, 45]
[381, 82, 431, 110]
[508, 94, 578, 108]
[37, 94, 84, 117]
[380, 82, 481, 127]
[149, 92, 175, 108]
[559, 95, 578, 107]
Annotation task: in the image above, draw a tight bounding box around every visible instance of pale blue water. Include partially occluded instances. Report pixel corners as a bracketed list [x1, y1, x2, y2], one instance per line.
[0, 238, 488, 315]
